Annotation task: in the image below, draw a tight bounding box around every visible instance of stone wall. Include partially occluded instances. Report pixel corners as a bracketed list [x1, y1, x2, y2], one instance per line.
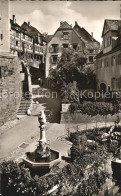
[0, 0, 10, 53]
[61, 111, 121, 124]
[0, 53, 22, 126]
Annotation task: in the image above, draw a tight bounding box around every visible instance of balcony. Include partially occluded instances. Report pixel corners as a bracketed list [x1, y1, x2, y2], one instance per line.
[34, 45, 44, 55]
[10, 44, 22, 51]
[26, 48, 33, 54]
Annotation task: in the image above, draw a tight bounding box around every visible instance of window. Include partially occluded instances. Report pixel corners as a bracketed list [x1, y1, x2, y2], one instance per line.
[63, 32, 69, 40]
[63, 44, 68, 49]
[52, 55, 58, 64]
[16, 41, 18, 46]
[104, 59, 107, 67]
[89, 49, 93, 53]
[52, 44, 58, 53]
[73, 44, 78, 50]
[89, 56, 93, 63]
[16, 32, 20, 38]
[1, 34, 3, 40]
[104, 39, 107, 48]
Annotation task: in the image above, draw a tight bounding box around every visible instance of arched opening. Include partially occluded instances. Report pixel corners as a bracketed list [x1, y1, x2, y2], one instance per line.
[100, 83, 107, 93]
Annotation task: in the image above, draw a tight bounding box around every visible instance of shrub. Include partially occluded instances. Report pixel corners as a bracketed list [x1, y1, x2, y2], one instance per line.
[69, 101, 119, 116]
[61, 82, 79, 104]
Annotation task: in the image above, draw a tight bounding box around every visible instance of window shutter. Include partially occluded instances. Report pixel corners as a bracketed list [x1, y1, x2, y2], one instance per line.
[77, 44, 82, 51]
[57, 45, 59, 53]
[49, 45, 53, 53]
[60, 45, 63, 53]
[57, 56, 60, 63]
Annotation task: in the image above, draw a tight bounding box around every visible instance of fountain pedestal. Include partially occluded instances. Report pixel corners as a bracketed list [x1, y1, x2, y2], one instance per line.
[35, 119, 50, 160]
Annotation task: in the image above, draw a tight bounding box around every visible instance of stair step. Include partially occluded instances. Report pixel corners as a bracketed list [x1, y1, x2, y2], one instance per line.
[18, 109, 28, 112]
[17, 113, 27, 115]
[21, 100, 31, 102]
[20, 104, 31, 106]
[19, 105, 30, 107]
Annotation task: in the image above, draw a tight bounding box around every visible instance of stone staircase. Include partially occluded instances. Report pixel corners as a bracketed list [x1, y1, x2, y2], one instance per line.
[17, 97, 31, 115]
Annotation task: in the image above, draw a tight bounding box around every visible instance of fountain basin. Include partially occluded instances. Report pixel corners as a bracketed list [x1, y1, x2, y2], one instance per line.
[23, 149, 61, 170]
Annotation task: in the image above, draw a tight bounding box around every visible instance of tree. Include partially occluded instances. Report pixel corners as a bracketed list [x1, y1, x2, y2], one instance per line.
[49, 49, 96, 91]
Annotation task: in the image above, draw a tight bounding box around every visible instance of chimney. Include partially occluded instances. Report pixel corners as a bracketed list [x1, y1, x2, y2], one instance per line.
[91, 32, 93, 38]
[60, 21, 63, 26]
[28, 21, 30, 26]
[13, 15, 15, 23]
[75, 21, 78, 25]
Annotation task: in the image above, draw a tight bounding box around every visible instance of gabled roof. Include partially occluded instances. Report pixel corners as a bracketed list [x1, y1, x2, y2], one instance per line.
[10, 19, 21, 31]
[44, 35, 53, 43]
[73, 23, 99, 44]
[10, 19, 33, 37]
[21, 22, 47, 43]
[57, 21, 72, 30]
[21, 22, 42, 36]
[48, 21, 84, 43]
[102, 19, 121, 36]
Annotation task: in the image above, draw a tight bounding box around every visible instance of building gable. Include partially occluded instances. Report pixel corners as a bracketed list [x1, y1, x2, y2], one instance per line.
[102, 20, 111, 37]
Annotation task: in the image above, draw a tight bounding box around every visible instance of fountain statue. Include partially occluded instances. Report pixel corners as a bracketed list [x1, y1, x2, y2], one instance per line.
[35, 110, 50, 160]
[23, 110, 61, 170]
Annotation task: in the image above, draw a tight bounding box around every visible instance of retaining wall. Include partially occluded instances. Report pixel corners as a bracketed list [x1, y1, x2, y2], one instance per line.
[0, 53, 22, 126]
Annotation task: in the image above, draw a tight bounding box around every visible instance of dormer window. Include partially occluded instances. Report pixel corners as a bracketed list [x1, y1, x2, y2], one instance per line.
[63, 32, 69, 40]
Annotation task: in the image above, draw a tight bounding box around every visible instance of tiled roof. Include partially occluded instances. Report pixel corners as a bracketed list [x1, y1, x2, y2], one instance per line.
[10, 19, 33, 37]
[96, 44, 121, 59]
[21, 22, 41, 36]
[10, 19, 21, 31]
[58, 21, 72, 30]
[73, 23, 99, 44]
[21, 22, 47, 42]
[44, 35, 53, 43]
[106, 19, 121, 31]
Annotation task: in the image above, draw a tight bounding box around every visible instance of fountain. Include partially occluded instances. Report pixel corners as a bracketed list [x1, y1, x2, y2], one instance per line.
[23, 110, 61, 170]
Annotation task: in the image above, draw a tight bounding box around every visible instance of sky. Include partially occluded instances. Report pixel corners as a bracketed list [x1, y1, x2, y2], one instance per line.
[10, 1, 120, 43]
